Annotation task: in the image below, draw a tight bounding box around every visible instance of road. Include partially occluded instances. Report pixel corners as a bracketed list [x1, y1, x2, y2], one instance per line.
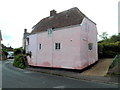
[1, 60, 119, 88]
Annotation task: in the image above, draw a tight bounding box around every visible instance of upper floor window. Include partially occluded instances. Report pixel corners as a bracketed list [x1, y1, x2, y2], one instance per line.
[47, 28, 52, 36]
[55, 43, 61, 50]
[85, 23, 89, 31]
[88, 43, 93, 50]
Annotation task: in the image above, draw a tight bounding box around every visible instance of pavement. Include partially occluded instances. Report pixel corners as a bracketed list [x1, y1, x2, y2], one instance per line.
[26, 58, 120, 85]
[81, 58, 113, 76]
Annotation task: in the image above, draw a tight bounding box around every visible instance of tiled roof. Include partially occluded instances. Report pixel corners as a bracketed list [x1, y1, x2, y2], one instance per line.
[31, 7, 95, 34]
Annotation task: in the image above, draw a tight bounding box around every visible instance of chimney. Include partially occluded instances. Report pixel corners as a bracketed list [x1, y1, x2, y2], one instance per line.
[24, 29, 27, 33]
[50, 10, 57, 16]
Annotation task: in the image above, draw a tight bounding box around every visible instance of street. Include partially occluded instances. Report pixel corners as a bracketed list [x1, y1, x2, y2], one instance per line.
[1, 60, 118, 88]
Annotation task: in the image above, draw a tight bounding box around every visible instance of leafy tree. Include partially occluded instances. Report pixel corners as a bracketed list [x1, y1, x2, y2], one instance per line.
[14, 48, 23, 55]
[99, 32, 108, 40]
[2, 48, 8, 57]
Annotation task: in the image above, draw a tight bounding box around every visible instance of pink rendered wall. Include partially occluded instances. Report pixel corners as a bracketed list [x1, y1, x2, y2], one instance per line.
[76, 18, 98, 69]
[36, 32, 53, 67]
[27, 34, 37, 66]
[52, 26, 81, 69]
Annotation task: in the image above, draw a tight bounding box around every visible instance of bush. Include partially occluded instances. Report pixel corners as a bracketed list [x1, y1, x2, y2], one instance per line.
[98, 42, 120, 58]
[109, 55, 120, 69]
[13, 54, 25, 69]
[14, 48, 23, 56]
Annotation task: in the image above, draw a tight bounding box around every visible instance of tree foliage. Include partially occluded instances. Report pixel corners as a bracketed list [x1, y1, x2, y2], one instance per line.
[98, 33, 120, 58]
[2, 48, 8, 57]
[14, 48, 23, 56]
[99, 32, 108, 40]
[13, 54, 25, 69]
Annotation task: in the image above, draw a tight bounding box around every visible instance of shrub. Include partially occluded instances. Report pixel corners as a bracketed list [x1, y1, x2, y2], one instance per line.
[13, 54, 25, 69]
[109, 55, 120, 69]
[14, 48, 23, 56]
[98, 42, 120, 58]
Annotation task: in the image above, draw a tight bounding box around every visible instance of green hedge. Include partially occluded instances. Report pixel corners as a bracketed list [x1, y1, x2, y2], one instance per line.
[13, 54, 25, 69]
[14, 48, 23, 56]
[109, 55, 120, 69]
[98, 41, 120, 58]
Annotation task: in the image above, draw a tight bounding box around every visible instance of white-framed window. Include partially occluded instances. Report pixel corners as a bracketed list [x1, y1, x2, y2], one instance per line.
[39, 44, 41, 50]
[88, 43, 93, 50]
[55, 43, 61, 50]
[85, 23, 89, 31]
[47, 28, 52, 36]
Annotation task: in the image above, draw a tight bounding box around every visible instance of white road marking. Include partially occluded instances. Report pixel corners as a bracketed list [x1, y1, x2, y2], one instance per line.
[53, 86, 65, 88]
[24, 71, 32, 74]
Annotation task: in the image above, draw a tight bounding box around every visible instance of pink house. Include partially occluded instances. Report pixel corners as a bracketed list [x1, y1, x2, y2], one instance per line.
[26, 7, 98, 70]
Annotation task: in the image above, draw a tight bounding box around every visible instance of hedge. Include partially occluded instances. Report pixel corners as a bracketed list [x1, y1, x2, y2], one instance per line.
[98, 41, 120, 58]
[14, 48, 23, 56]
[13, 54, 26, 69]
[109, 55, 120, 69]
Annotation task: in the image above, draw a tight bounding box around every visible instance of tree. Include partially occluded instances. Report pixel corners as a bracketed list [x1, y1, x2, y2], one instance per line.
[99, 32, 108, 40]
[2, 48, 8, 59]
[14, 48, 23, 55]
[98, 33, 120, 59]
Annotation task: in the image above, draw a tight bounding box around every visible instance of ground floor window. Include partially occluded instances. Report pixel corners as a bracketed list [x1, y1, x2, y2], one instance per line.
[39, 44, 41, 50]
[55, 43, 61, 50]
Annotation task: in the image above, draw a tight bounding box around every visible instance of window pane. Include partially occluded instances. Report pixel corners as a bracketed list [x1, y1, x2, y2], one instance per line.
[88, 43, 93, 50]
[55, 43, 57, 49]
[39, 44, 41, 49]
[55, 43, 61, 50]
[59, 43, 60, 49]
[48, 28, 52, 36]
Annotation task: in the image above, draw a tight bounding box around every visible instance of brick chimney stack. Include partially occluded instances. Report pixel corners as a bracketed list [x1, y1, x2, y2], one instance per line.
[50, 10, 57, 16]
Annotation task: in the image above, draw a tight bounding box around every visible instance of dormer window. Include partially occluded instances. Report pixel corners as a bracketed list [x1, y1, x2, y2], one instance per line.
[47, 28, 52, 36]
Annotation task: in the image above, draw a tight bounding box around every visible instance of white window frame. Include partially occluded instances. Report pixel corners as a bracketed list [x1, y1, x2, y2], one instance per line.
[55, 43, 61, 50]
[88, 43, 93, 51]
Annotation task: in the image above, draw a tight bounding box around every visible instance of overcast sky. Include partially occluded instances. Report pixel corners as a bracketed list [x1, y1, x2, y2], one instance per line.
[0, 0, 119, 48]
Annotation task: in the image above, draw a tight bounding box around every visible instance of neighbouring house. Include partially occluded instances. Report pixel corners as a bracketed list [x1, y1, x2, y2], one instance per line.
[0, 30, 2, 60]
[22, 29, 30, 52]
[26, 7, 98, 70]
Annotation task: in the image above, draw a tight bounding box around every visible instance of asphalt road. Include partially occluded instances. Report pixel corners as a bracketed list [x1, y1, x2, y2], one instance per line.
[1, 60, 119, 88]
